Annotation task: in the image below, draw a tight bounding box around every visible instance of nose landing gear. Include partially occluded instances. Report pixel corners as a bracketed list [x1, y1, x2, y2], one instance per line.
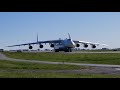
[64, 48, 72, 52]
[54, 48, 72, 52]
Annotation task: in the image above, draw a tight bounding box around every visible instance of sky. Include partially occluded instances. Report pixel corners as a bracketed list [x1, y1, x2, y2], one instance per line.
[0, 12, 120, 50]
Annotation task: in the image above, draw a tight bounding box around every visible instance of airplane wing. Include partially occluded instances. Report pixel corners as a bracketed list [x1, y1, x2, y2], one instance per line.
[73, 40, 108, 46]
[7, 40, 62, 47]
[7, 42, 38, 47]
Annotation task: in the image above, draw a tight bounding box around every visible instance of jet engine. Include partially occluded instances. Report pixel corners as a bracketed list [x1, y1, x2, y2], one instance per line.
[50, 44, 54, 47]
[39, 45, 43, 48]
[91, 45, 96, 48]
[76, 44, 80, 47]
[29, 45, 33, 49]
[84, 44, 88, 48]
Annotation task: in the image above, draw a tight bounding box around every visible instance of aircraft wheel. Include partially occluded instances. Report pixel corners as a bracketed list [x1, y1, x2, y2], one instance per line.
[64, 49, 69, 52]
[55, 49, 59, 52]
[69, 48, 72, 52]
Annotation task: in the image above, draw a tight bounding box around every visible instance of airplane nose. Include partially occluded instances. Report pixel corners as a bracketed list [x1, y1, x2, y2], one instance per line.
[64, 39, 76, 48]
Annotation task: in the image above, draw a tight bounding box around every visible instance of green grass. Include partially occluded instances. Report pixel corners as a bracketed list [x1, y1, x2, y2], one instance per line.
[0, 72, 120, 78]
[3, 52, 120, 65]
[0, 60, 88, 70]
[2, 60, 120, 78]
[1, 54, 120, 78]
[0, 60, 94, 78]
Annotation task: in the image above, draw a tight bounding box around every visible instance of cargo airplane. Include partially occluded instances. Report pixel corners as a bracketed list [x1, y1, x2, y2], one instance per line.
[7, 33, 107, 52]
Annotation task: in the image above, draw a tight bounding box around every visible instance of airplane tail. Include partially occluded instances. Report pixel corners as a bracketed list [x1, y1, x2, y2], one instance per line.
[68, 33, 71, 39]
[37, 33, 38, 42]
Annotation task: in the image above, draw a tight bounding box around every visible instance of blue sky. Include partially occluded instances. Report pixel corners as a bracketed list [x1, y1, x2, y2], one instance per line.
[0, 12, 120, 50]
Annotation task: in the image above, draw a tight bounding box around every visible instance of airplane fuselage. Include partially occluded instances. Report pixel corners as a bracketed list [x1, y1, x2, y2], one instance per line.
[54, 39, 76, 52]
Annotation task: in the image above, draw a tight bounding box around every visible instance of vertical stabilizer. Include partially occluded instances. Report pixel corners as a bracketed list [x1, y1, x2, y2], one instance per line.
[68, 33, 71, 39]
[37, 33, 38, 42]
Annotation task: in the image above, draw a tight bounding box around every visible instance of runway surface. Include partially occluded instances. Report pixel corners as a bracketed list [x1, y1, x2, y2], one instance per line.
[13, 50, 120, 54]
[69, 51, 120, 54]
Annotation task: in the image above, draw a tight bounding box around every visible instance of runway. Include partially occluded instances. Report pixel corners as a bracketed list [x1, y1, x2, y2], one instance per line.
[8, 50, 120, 54]
[68, 51, 120, 54]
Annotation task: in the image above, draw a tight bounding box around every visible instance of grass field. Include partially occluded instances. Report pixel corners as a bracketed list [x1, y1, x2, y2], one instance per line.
[3, 52, 120, 65]
[0, 60, 90, 78]
[1, 52, 120, 78]
[1, 72, 120, 78]
[0, 60, 88, 70]
[0, 60, 120, 78]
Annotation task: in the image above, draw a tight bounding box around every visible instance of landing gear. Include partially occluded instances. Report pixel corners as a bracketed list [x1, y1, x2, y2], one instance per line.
[55, 49, 59, 52]
[64, 48, 72, 52]
[54, 48, 72, 52]
[69, 48, 72, 52]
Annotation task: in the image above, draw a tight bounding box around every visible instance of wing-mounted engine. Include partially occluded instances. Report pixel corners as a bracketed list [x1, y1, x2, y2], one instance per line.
[76, 44, 80, 47]
[29, 45, 33, 49]
[39, 44, 43, 48]
[50, 44, 54, 47]
[91, 44, 96, 48]
[84, 44, 88, 48]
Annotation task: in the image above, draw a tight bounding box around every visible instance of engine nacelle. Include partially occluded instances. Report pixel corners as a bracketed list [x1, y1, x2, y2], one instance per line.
[84, 44, 88, 48]
[29, 46, 33, 49]
[76, 44, 80, 47]
[50, 44, 54, 47]
[39, 45, 43, 48]
[91, 45, 96, 48]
